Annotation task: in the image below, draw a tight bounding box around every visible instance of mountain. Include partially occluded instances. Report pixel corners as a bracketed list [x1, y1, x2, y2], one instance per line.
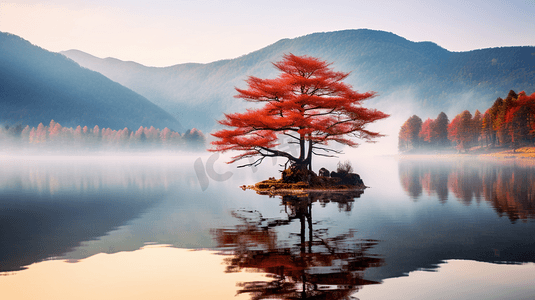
[0, 32, 182, 131]
[62, 29, 535, 131]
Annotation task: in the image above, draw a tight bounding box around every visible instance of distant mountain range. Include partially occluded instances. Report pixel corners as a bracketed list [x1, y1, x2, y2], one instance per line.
[2, 29, 533, 134]
[0, 32, 182, 131]
[62, 29, 535, 131]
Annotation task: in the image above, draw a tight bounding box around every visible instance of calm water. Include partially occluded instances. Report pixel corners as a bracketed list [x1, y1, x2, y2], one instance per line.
[1, 154, 534, 299]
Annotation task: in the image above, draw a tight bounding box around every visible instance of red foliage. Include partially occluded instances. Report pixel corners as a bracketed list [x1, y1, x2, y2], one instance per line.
[419, 118, 433, 144]
[398, 115, 422, 151]
[401, 91, 535, 151]
[211, 53, 389, 167]
[1, 120, 203, 150]
[448, 110, 474, 151]
[502, 91, 535, 147]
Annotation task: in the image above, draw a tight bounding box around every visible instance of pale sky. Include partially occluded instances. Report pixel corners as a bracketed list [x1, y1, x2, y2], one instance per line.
[1, 0, 534, 67]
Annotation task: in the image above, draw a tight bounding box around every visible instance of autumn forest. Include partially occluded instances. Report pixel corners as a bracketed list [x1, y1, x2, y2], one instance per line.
[399, 90, 535, 152]
[0, 120, 205, 151]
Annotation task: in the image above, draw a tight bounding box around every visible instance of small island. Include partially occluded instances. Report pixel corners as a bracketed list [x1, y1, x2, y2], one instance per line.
[244, 161, 366, 196]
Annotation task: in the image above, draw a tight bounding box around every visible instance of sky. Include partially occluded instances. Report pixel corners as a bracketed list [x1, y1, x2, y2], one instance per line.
[1, 0, 535, 67]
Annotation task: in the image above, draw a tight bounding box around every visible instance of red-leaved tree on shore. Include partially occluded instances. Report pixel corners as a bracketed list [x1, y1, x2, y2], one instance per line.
[398, 115, 422, 151]
[448, 110, 476, 151]
[210, 54, 389, 170]
[419, 118, 434, 147]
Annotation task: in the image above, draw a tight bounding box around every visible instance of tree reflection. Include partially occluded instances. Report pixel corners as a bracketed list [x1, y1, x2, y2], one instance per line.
[399, 159, 535, 222]
[399, 161, 424, 200]
[211, 192, 383, 300]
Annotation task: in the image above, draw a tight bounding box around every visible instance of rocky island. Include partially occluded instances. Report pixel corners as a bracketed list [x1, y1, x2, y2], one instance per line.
[243, 161, 366, 196]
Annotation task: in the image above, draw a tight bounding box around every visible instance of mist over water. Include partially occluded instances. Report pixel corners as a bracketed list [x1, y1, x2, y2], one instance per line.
[0, 151, 281, 268]
[1, 152, 535, 299]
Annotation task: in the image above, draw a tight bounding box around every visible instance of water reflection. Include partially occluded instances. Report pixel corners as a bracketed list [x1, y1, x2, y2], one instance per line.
[0, 155, 184, 194]
[212, 192, 383, 299]
[399, 159, 535, 222]
[0, 245, 266, 300]
[0, 156, 175, 272]
[2, 155, 535, 299]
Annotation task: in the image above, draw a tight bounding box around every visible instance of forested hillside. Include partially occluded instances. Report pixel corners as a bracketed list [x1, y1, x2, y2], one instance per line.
[0, 32, 182, 131]
[62, 29, 535, 132]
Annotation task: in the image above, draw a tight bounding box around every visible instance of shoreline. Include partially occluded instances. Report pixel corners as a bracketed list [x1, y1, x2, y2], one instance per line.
[397, 146, 535, 161]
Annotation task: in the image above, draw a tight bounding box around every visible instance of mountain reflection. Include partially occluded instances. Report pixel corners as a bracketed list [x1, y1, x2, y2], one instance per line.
[0, 156, 175, 272]
[399, 159, 535, 222]
[212, 192, 383, 299]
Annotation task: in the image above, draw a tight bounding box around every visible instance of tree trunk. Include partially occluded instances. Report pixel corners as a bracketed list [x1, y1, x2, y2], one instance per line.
[299, 134, 306, 162]
[306, 137, 313, 171]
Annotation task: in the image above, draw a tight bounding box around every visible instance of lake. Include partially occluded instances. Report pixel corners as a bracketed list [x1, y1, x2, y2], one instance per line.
[1, 153, 534, 300]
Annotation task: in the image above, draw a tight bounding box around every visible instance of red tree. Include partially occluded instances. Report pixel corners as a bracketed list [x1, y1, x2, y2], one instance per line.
[448, 110, 474, 151]
[419, 118, 434, 147]
[504, 91, 535, 149]
[481, 109, 493, 147]
[211, 54, 389, 169]
[430, 112, 449, 147]
[472, 110, 482, 147]
[398, 115, 422, 151]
